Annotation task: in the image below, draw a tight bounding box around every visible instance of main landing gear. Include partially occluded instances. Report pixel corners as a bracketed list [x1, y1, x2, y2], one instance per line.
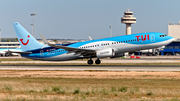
[87, 58, 101, 65]
[87, 59, 93, 65]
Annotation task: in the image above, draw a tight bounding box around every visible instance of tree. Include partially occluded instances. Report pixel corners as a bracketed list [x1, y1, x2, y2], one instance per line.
[15, 38, 18, 42]
[53, 39, 58, 44]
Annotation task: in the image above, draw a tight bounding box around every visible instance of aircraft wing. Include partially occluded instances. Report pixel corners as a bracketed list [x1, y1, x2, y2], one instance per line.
[39, 33, 96, 56]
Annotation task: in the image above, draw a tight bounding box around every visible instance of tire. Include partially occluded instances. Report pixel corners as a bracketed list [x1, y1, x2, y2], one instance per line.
[95, 59, 101, 64]
[87, 60, 93, 65]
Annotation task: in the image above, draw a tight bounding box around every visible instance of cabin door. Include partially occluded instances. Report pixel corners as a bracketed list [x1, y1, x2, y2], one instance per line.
[40, 50, 44, 58]
[151, 34, 155, 42]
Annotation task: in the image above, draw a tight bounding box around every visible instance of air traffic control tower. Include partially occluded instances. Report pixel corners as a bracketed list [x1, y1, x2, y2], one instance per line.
[121, 9, 136, 35]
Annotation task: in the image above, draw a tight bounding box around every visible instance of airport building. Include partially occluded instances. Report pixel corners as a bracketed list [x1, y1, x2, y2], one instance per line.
[168, 21, 180, 40]
[159, 22, 180, 55]
[0, 42, 20, 48]
[160, 41, 180, 55]
[121, 9, 136, 35]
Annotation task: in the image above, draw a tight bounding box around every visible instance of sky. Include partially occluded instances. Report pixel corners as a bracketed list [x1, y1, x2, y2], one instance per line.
[0, 0, 180, 39]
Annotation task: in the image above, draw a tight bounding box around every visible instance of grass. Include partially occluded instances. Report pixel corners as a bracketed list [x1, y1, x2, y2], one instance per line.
[0, 77, 179, 100]
[0, 71, 179, 100]
[0, 58, 33, 61]
[3, 85, 12, 92]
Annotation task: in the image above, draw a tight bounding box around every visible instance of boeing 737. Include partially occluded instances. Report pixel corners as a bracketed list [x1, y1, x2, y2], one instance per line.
[12, 22, 174, 64]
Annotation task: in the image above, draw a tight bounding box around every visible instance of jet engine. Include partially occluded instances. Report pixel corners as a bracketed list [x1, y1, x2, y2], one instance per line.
[96, 48, 115, 58]
[110, 53, 125, 58]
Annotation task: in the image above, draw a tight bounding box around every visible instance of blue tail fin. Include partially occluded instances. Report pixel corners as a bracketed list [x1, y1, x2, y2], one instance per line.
[13, 22, 44, 52]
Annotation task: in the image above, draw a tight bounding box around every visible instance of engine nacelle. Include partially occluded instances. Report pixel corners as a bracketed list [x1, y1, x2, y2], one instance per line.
[96, 48, 115, 58]
[110, 53, 125, 58]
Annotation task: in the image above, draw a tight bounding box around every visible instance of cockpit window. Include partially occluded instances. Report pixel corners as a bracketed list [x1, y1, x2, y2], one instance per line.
[160, 35, 167, 37]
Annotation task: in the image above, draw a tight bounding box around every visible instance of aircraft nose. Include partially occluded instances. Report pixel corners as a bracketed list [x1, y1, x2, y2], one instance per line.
[167, 36, 175, 41]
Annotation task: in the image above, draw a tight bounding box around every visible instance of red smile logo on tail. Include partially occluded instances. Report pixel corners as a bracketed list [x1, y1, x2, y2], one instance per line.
[20, 35, 30, 45]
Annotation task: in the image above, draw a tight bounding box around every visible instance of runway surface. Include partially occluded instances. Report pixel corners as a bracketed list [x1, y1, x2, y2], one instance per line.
[0, 56, 180, 71]
[0, 65, 180, 71]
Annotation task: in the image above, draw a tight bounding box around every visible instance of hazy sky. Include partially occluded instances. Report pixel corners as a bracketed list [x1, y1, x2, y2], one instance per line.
[0, 0, 180, 39]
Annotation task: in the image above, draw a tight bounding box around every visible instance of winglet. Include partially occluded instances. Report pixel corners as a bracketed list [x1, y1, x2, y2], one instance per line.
[39, 33, 49, 44]
[88, 36, 92, 40]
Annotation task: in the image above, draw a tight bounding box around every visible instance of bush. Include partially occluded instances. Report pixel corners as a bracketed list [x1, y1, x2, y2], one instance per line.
[114, 93, 118, 96]
[86, 91, 90, 95]
[4, 85, 12, 92]
[52, 86, 60, 92]
[130, 87, 139, 94]
[57, 90, 65, 94]
[101, 88, 108, 95]
[111, 87, 116, 92]
[43, 88, 48, 92]
[146, 91, 153, 96]
[73, 89, 80, 94]
[118, 86, 127, 92]
[91, 89, 95, 94]
[29, 90, 35, 93]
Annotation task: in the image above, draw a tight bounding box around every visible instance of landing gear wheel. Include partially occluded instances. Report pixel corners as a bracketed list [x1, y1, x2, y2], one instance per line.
[5, 53, 10, 57]
[95, 59, 101, 64]
[87, 59, 93, 65]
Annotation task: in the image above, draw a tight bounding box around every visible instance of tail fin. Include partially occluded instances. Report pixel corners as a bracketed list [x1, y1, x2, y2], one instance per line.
[13, 22, 44, 52]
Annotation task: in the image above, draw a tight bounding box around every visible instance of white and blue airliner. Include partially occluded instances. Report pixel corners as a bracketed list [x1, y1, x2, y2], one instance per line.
[12, 22, 174, 64]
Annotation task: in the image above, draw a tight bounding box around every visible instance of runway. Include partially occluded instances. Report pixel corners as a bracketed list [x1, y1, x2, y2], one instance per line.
[1, 56, 180, 71]
[0, 65, 180, 71]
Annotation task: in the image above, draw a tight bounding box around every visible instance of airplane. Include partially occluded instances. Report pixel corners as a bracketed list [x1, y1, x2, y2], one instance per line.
[12, 22, 174, 65]
[0, 48, 22, 57]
